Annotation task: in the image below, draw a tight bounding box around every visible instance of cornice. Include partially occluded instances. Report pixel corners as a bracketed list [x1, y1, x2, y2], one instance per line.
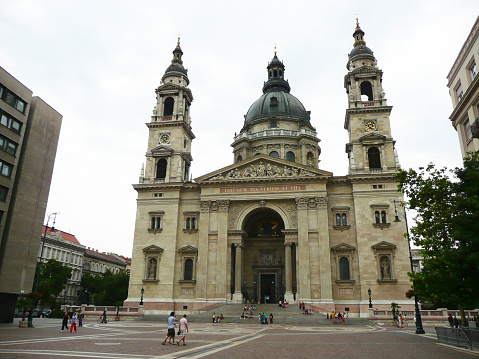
[146, 121, 195, 140]
[347, 173, 397, 182]
[133, 182, 200, 191]
[449, 73, 479, 124]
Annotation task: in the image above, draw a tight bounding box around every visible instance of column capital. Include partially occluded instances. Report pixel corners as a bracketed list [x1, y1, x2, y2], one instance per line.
[200, 201, 210, 212]
[284, 242, 293, 247]
[218, 200, 230, 212]
[295, 197, 308, 209]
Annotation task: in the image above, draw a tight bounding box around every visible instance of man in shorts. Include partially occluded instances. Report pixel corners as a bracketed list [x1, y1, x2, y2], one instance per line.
[162, 312, 177, 345]
[177, 314, 188, 346]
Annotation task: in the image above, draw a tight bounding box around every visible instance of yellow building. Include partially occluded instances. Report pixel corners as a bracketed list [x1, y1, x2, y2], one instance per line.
[125, 22, 413, 317]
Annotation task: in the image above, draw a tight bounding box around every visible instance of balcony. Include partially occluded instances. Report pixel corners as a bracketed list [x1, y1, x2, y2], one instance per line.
[233, 128, 317, 143]
[471, 117, 479, 139]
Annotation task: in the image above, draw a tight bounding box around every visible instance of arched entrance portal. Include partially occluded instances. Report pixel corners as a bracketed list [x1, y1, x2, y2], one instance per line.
[237, 208, 286, 303]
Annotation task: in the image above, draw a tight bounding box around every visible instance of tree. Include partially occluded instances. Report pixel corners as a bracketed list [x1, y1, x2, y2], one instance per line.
[37, 259, 72, 308]
[395, 151, 479, 325]
[80, 270, 129, 306]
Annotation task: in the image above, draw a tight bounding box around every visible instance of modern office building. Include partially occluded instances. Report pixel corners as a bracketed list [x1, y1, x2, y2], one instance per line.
[447, 15, 479, 158]
[125, 22, 414, 317]
[0, 66, 62, 322]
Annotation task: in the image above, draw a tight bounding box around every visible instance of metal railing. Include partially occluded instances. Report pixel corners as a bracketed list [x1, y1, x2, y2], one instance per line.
[233, 128, 317, 142]
[435, 327, 479, 351]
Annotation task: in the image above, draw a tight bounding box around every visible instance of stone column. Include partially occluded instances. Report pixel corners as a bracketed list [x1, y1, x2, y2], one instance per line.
[195, 201, 210, 301]
[284, 242, 294, 303]
[226, 244, 232, 301]
[232, 243, 243, 302]
[295, 197, 311, 301]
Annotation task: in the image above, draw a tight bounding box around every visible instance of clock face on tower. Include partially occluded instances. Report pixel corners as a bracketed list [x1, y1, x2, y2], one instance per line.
[159, 133, 171, 145]
[364, 120, 378, 132]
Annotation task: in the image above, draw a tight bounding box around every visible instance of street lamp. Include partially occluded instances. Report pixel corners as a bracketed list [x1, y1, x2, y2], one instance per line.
[392, 200, 425, 334]
[27, 212, 58, 328]
[368, 286, 373, 308]
[140, 287, 144, 306]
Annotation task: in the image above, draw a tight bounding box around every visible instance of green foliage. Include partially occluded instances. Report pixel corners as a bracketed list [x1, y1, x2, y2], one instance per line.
[37, 259, 72, 307]
[16, 297, 33, 321]
[395, 151, 479, 312]
[390, 302, 400, 321]
[80, 270, 129, 306]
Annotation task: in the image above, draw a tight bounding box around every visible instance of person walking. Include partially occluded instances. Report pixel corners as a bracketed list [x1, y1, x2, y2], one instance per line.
[448, 314, 454, 327]
[61, 311, 70, 332]
[78, 310, 83, 327]
[101, 310, 107, 323]
[212, 313, 216, 323]
[177, 314, 188, 346]
[162, 312, 177, 345]
[70, 312, 78, 333]
[269, 313, 274, 327]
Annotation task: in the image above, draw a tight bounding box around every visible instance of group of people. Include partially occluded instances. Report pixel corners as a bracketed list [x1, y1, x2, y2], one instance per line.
[61, 310, 84, 333]
[298, 301, 313, 315]
[162, 312, 189, 346]
[211, 313, 224, 323]
[258, 312, 274, 326]
[278, 300, 288, 308]
[240, 311, 254, 319]
[327, 311, 347, 324]
[448, 314, 477, 328]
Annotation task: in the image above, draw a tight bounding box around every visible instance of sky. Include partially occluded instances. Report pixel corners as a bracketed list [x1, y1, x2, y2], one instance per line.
[0, 1, 476, 257]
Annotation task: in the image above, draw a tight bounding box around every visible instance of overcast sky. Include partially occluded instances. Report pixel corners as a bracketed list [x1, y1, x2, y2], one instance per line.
[0, 1, 476, 257]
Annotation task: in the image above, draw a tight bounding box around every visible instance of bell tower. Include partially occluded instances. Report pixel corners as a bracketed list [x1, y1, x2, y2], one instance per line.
[140, 38, 195, 184]
[344, 20, 400, 174]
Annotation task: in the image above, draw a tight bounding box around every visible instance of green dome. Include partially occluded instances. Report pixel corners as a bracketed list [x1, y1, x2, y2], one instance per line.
[245, 90, 310, 123]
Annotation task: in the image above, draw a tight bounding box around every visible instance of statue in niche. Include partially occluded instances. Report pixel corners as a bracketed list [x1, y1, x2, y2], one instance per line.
[148, 258, 157, 280]
[380, 256, 391, 279]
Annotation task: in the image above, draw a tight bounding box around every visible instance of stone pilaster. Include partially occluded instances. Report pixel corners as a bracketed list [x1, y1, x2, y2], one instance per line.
[284, 242, 294, 303]
[195, 201, 210, 301]
[216, 200, 229, 300]
[295, 197, 311, 301]
[316, 196, 333, 302]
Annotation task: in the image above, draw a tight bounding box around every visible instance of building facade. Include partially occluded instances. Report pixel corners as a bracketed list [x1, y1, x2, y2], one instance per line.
[37, 227, 86, 305]
[125, 23, 414, 317]
[0, 67, 62, 322]
[447, 15, 479, 158]
[83, 248, 129, 276]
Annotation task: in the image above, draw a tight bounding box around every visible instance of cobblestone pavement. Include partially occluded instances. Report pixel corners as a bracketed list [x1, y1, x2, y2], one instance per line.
[0, 318, 477, 358]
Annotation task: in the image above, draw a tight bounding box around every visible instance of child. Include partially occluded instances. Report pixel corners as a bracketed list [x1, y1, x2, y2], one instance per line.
[70, 312, 78, 332]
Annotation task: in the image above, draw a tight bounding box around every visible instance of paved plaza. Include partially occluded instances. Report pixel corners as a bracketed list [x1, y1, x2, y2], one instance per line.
[0, 318, 477, 358]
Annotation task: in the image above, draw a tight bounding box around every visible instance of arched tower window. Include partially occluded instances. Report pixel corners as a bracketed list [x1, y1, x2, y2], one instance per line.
[156, 158, 167, 179]
[342, 213, 347, 226]
[163, 97, 174, 116]
[339, 257, 351, 280]
[237, 155, 243, 162]
[273, 70, 277, 77]
[375, 211, 380, 224]
[381, 211, 387, 224]
[368, 147, 381, 169]
[336, 214, 341, 226]
[360, 81, 373, 101]
[286, 151, 295, 162]
[307, 152, 314, 167]
[184, 258, 194, 280]
[269, 151, 279, 158]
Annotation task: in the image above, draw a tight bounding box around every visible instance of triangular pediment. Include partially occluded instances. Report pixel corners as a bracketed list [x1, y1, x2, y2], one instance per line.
[149, 145, 174, 155]
[195, 155, 333, 183]
[142, 245, 164, 253]
[331, 243, 356, 252]
[178, 245, 198, 254]
[358, 132, 387, 143]
[371, 241, 396, 250]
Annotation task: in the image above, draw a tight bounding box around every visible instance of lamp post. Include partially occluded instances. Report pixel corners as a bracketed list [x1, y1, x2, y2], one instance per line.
[392, 200, 425, 334]
[368, 286, 373, 308]
[27, 212, 58, 328]
[140, 287, 144, 306]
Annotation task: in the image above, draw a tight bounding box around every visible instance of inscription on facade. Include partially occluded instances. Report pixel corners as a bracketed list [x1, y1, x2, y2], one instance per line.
[220, 185, 306, 194]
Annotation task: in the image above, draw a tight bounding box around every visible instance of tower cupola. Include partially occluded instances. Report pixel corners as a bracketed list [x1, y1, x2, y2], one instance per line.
[347, 19, 375, 69]
[263, 51, 291, 93]
[162, 37, 189, 85]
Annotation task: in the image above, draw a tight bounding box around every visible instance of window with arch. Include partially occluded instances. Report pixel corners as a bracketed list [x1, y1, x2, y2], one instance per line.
[163, 97, 174, 116]
[368, 147, 381, 169]
[339, 257, 351, 280]
[143, 245, 163, 282]
[273, 69, 277, 77]
[371, 205, 390, 229]
[286, 151, 295, 162]
[236, 155, 243, 162]
[332, 207, 350, 231]
[360, 81, 373, 101]
[183, 211, 199, 233]
[269, 151, 279, 158]
[178, 245, 198, 282]
[156, 158, 167, 179]
[148, 211, 164, 233]
[306, 151, 314, 167]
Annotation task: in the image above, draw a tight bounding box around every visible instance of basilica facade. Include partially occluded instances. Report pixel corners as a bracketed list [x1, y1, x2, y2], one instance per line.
[125, 22, 414, 317]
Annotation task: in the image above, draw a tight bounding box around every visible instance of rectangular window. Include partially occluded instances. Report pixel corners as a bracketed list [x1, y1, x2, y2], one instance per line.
[0, 109, 22, 134]
[470, 61, 478, 81]
[1, 87, 26, 114]
[0, 185, 7, 201]
[0, 134, 17, 156]
[0, 160, 13, 178]
[456, 83, 464, 102]
[464, 122, 472, 141]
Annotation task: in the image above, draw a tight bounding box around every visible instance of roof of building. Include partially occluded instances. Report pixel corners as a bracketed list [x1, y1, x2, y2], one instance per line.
[43, 225, 81, 245]
[85, 248, 128, 265]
